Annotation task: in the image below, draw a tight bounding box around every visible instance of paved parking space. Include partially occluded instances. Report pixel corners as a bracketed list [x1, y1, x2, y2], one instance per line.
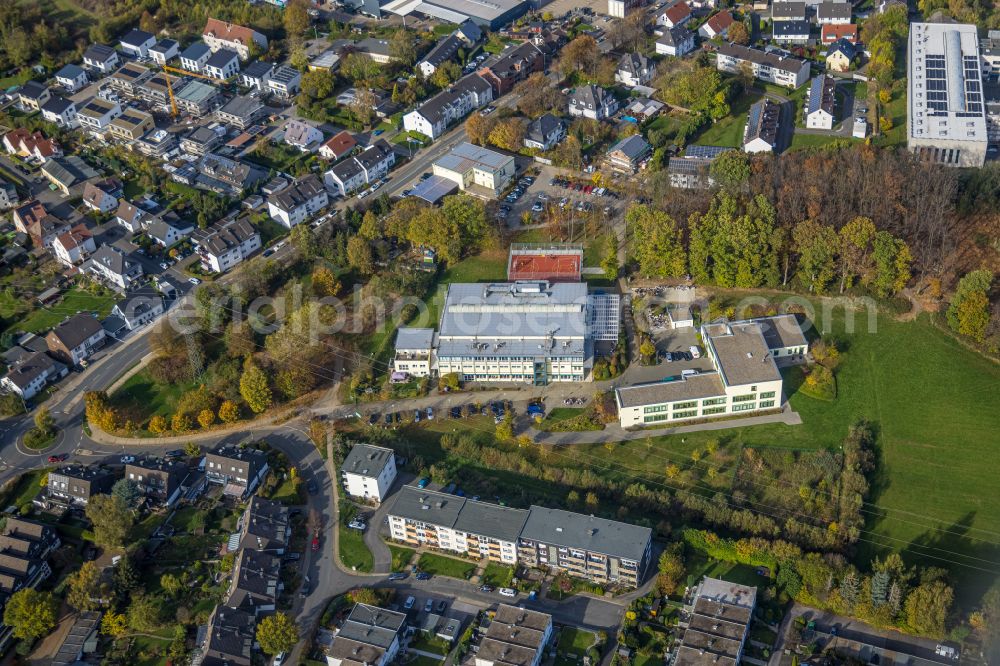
[501, 166, 621, 229]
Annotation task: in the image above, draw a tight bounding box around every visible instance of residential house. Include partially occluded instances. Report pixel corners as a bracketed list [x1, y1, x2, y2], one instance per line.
[82, 44, 120, 74]
[81, 179, 121, 214]
[106, 62, 154, 99]
[402, 74, 493, 139]
[323, 140, 396, 196]
[699, 11, 735, 39]
[18, 81, 50, 112]
[111, 285, 165, 332]
[0, 518, 60, 649]
[135, 129, 177, 158]
[354, 37, 396, 64]
[203, 445, 269, 499]
[267, 65, 302, 98]
[215, 94, 266, 130]
[616, 53, 656, 87]
[523, 113, 566, 151]
[12, 201, 69, 248]
[196, 216, 261, 273]
[81, 245, 143, 291]
[40, 97, 78, 129]
[715, 43, 810, 88]
[267, 174, 328, 228]
[606, 134, 651, 173]
[319, 130, 358, 161]
[308, 49, 340, 72]
[283, 119, 324, 152]
[656, 26, 696, 56]
[341, 444, 398, 503]
[238, 497, 289, 554]
[327, 604, 406, 666]
[240, 61, 274, 90]
[0, 180, 17, 211]
[46, 465, 117, 506]
[0, 518, 61, 562]
[203, 18, 267, 60]
[744, 98, 781, 152]
[805, 74, 836, 129]
[125, 458, 188, 506]
[825, 38, 857, 72]
[431, 141, 514, 199]
[76, 97, 123, 134]
[120, 29, 156, 58]
[771, 1, 806, 20]
[477, 42, 545, 96]
[45, 313, 106, 366]
[456, 20, 483, 45]
[115, 199, 157, 233]
[3, 128, 61, 162]
[475, 605, 553, 666]
[608, 0, 645, 18]
[55, 64, 88, 92]
[773, 20, 811, 44]
[192, 153, 267, 196]
[173, 79, 221, 116]
[667, 145, 731, 189]
[816, 1, 851, 24]
[146, 216, 193, 247]
[225, 549, 281, 616]
[200, 606, 254, 666]
[418, 35, 463, 76]
[392, 328, 433, 378]
[517, 505, 652, 587]
[150, 39, 180, 65]
[1, 351, 67, 400]
[821, 23, 858, 43]
[568, 85, 618, 120]
[657, 0, 692, 28]
[674, 577, 757, 666]
[52, 224, 95, 266]
[41, 156, 99, 196]
[203, 49, 240, 81]
[180, 42, 212, 73]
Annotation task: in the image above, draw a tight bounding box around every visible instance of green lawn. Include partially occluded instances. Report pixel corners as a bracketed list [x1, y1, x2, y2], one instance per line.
[692, 91, 762, 148]
[481, 562, 514, 586]
[389, 545, 415, 571]
[269, 476, 304, 505]
[1, 469, 47, 511]
[789, 132, 858, 151]
[416, 552, 476, 579]
[109, 368, 197, 425]
[684, 552, 766, 589]
[404, 656, 444, 666]
[339, 524, 374, 572]
[3, 287, 116, 335]
[130, 635, 172, 666]
[558, 627, 597, 654]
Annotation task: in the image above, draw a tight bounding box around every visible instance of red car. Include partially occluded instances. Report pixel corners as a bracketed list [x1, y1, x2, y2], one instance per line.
[311, 535, 320, 552]
[47, 454, 67, 463]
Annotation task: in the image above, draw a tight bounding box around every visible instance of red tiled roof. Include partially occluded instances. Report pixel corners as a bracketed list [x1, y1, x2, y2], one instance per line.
[321, 130, 357, 159]
[821, 24, 859, 43]
[56, 224, 92, 250]
[203, 18, 260, 46]
[705, 11, 735, 34]
[664, 1, 692, 24]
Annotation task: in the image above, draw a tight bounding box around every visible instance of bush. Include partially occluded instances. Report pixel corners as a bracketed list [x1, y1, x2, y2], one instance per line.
[22, 427, 55, 450]
[799, 365, 837, 401]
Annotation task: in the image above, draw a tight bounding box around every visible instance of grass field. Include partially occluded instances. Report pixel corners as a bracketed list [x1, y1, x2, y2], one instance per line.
[693, 91, 762, 148]
[557, 627, 597, 654]
[481, 562, 514, 586]
[110, 369, 197, 425]
[339, 524, 374, 572]
[2, 287, 116, 334]
[389, 545, 415, 571]
[416, 552, 476, 579]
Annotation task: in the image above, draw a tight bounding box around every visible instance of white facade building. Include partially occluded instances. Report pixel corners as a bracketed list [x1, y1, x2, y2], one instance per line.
[267, 174, 329, 228]
[402, 74, 493, 139]
[340, 444, 398, 503]
[715, 43, 810, 88]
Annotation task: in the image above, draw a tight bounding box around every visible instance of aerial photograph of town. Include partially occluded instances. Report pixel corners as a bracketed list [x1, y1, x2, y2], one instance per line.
[0, 0, 996, 663]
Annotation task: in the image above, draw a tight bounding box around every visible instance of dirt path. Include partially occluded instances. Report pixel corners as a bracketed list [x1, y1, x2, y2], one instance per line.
[895, 288, 923, 322]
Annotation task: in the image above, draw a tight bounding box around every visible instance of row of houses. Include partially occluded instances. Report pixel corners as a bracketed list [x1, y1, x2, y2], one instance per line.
[0, 518, 62, 651]
[388, 484, 652, 588]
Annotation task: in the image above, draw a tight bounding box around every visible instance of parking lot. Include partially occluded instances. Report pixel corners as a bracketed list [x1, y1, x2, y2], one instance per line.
[497, 166, 621, 229]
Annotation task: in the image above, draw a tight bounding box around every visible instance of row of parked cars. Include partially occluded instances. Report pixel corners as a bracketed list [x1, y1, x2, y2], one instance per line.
[368, 407, 435, 428]
[503, 175, 536, 204]
[549, 177, 620, 199]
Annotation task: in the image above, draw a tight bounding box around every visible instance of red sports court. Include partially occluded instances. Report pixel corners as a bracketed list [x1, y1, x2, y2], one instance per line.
[507, 243, 583, 282]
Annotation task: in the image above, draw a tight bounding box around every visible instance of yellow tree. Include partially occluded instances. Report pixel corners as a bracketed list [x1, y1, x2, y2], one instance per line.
[197, 409, 215, 429]
[148, 415, 168, 435]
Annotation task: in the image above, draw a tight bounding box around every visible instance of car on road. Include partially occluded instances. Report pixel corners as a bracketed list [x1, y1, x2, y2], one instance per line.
[306, 479, 319, 495]
[47, 454, 67, 463]
[388, 572, 408, 581]
[188, 277, 201, 285]
[165, 449, 185, 459]
[120, 455, 135, 464]
[479, 584, 495, 593]
[423, 599, 434, 612]
[159, 262, 169, 270]
[417, 477, 430, 488]
[450, 406, 462, 418]
[436, 600, 447, 613]
[311, 535, 320, 551]
[404, 595, 416, 609]
[274, 652, 287, 666]
[426, 406, 434, 420]
[498, 587, 517, 597]
[415, 571, 432, 581]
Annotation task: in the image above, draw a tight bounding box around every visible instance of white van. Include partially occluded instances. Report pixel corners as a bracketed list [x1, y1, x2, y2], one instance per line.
[498, 588, 517, 598]
[689, 345, 701, 359]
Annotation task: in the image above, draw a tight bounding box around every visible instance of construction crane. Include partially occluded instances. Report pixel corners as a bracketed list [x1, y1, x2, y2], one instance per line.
[161, 65, 221, 118]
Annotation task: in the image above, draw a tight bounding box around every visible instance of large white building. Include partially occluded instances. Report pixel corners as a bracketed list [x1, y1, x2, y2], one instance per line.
[615, 315, 806, 428]
[402, 75, 493, 139]
[196, 217, 261, 273]
[395, 280, 619, 385]
[907, 22, 987, 167]
[323, 139, 396, 197]
[340, 444, 397, 503]
[432, 142, 515, 199]
[393, 328, 435, 378]
[715, 43, 810, 88]
[267, 174, 328, 228]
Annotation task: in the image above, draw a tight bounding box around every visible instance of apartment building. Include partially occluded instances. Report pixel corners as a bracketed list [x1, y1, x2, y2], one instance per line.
[0, 518, 61, 651]
[267, 174, 329, 228]
[402, 74, 493, 139]
[432, 142, 515, 198]
[238, 497, 290, 554]
[392, 328, 434, 378]
[715, 43, 810, 88]
[82, 245, 143, 291]
[46, 465, 117, 506]
[615, 315, 806, 427]
[52, 224, 95, 266]
[388, 487, 527, 565]
[326, 604, 407, 666]
[323, 140, 396, 196]
[477, 42, 544, 96]
[225, 548, 281, 616]
[124, 458, 189, 507]
[475, 605, 552, 666]
[203, 445, 269, 499]
[1, 351, 67, 400]
[108, 108, 155, 143]
[341, 444, 398, 503]
[267, 65, 302, 98]
[675, 577, 757, 666]
[196, 216, 261, 273]
[77, 97, 123, 134]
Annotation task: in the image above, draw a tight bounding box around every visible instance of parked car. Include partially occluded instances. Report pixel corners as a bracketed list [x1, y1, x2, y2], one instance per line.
[426, 407, 434, 420]
[423, 599, 434, 612]
[404, 596, 416, 610]
[283, 553, 301, 562]
[436, 600, 447, 613]
[450, 406, 462, 418]
[498, 588, 517, 598]
[347, 519, 367, 531]
[415, 571, 432, 581]
[47, 453, 67, 463]
[413, 409, 422, 423]
[307, 479, 319, 495]
[479, 584, 495, 593]
[311, 535, 320, 551]
[389, 572, 409, 581]
[527, 402, 544, 416]
[417, 477, 430, 488]
[368, 413, 380, 426]
[188, 277, 201, 285]
[120, 455, 135, 464]
[165, 449, 185, 459]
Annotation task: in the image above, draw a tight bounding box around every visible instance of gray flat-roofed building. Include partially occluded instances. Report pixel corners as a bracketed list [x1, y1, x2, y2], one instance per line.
[381, 0, 528, 30]
[755, 314, 807, 355]
[703, 321, 781, 386]
[411, 174, 460, 203]
[341, 443, 397, 502]
[518, 506, 651, 587]
[477, 605, 553, 666]
[675, 577, 757, 666]
[616, 373, 728, 409]
[174, 80, 220, 115]
[907, 22, 987, 166]
[388, 486, 465, 528]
